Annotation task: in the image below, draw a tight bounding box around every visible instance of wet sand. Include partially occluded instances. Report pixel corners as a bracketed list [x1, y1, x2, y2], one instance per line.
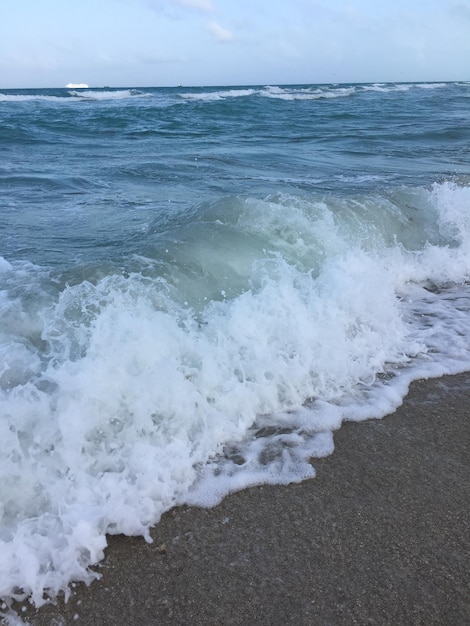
[11, 374, 470, 625]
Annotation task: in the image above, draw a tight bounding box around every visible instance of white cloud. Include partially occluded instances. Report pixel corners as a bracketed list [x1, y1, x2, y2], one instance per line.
[135, 0, 214, 14]
[207, 20, 233, 42]
[175, 0, 213, 11]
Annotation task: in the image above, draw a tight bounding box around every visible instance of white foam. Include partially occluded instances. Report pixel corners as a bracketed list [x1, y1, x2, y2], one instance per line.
[367, 82, 448, 92]
[261, 85, 355, 100]
[415, 82, 447, 89]
[0, 90, 149, 104]
[0, 257, 12, 272]
[1, 181, 470, 608]
[0, 94, 73, 103]
[179, 88, 256, 102]
[361, 83, 412, 93]
[68, 89, 150, 101]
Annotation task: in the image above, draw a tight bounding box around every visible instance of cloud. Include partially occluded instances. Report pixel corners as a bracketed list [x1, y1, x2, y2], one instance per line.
[207, 20, 234, 42]
[449, 0, 470, 20]
[134, 0, 214, 14]
[175, 0, 213, 11]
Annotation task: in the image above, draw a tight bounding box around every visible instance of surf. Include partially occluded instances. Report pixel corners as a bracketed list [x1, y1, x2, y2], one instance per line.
[1, 81, 470, 612]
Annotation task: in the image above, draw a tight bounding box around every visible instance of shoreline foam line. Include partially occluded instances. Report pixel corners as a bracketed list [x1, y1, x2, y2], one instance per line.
[8, 372, 469, 626]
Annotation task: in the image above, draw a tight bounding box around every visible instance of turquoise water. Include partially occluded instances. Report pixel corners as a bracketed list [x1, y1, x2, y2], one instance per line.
[1, 82, 470, 608]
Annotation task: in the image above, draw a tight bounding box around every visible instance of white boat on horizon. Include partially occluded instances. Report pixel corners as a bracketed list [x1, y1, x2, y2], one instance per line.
[65, 83, 89, 89]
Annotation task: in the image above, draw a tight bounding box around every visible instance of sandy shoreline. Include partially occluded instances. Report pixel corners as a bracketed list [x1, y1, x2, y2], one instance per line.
[7, 373, 470, 625]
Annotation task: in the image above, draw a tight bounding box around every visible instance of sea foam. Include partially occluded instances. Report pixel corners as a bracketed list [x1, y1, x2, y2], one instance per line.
[1, 179, 470, 610]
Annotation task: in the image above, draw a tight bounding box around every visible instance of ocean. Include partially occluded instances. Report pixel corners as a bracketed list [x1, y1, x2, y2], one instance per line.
[1, 82, 470, 609]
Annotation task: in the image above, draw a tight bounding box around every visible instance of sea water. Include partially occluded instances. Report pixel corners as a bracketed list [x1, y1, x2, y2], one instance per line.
[1, 82, 470, 609]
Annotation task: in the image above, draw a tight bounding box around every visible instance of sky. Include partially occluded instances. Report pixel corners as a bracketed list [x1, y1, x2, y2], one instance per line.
[1, 0, 469, 88]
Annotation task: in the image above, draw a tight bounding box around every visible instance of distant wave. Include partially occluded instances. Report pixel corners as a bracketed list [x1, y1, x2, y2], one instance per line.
[260, 85, 356, 100]
[179, 88, 256, 102]
[67, 88, 151, 101]
[361, 82, 451, 93]
[0, 93, 71, 103]
[281, 82, 459, 98]
[0, 89, 151, 104]
[179, 84, 357, 102]
[0, 82, 463, 107]
[415, 82, 448, 89]
[361, 83, 412, 93]
[176, 82, 462, 104]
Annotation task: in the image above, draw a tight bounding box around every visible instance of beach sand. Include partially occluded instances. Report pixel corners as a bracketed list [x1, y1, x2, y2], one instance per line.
[11, 373, 470, 625]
